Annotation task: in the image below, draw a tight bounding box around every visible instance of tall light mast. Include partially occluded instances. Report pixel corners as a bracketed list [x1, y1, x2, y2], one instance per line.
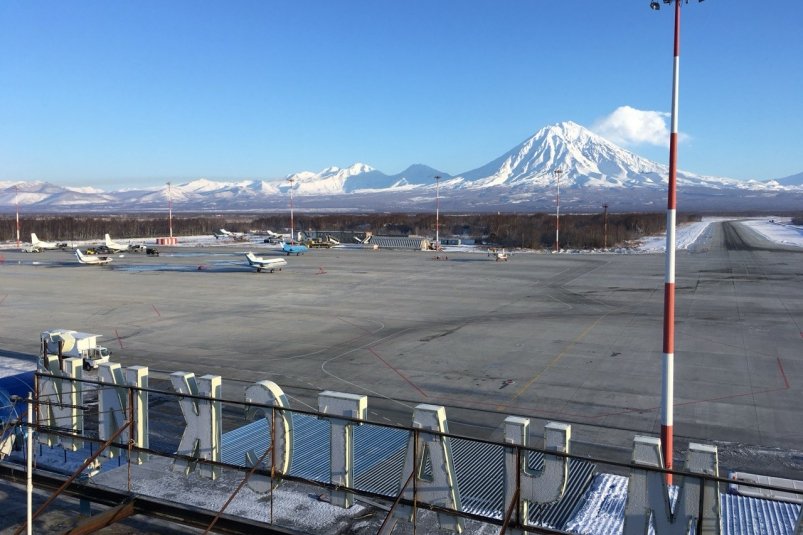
[167, 182, 173, 238]
[287, 178, 295, 242]
[650, 0, 703, 479]
[603, 203, 609, 250]
[15, 184, 21, 248]
[553, 168, 562, 253]
[434, 175, 441, 248]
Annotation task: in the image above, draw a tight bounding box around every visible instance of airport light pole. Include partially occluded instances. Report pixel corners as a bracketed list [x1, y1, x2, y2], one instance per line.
[167, 182, 173, 238]
[651, 0, 703, 478]
[287, 178, 295, 243]
[553, 168, 562, 253]
[15, 184, 21, 248]
[603, 203, 609, 250]
[434, 175, 441, 249]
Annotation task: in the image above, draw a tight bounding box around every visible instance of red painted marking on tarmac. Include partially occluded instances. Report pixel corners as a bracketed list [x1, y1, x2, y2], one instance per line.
[151, 304, 161, 317]
[368, 347, 428, 398]
[114, 328, 124, 349]
[316, 266, 327, 275]
[777, 357, 790, 389]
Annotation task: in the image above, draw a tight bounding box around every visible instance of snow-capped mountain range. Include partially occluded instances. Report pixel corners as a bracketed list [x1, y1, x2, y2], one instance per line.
[1, 122, 800, 213]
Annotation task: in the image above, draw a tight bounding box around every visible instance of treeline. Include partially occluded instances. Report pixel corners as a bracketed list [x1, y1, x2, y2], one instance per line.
[1, 215, 228, 242]
[269, 212, 699, 249]
[2, 212, 700, 249]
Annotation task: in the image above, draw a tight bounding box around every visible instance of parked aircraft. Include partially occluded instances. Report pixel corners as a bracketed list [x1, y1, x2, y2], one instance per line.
[75, 249, 112, 265]
[104, 234, 128, 252]
[244, 252, 287, 273]
[214, 229, 246, 240]
[281, 242, 308, 256]
[31, 233, 66, 250]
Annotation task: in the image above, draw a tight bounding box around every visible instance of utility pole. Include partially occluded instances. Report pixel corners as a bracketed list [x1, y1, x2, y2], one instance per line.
[603, 203, 609, 250]
[553, 168, 562, 253]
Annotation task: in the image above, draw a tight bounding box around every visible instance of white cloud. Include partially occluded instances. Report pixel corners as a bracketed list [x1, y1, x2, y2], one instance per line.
[592, 106, 682, 147]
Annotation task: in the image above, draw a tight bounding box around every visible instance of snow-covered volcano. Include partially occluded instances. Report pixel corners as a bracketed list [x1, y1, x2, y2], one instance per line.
[454, 121, 746, 192]
[2, 122, 800, 213]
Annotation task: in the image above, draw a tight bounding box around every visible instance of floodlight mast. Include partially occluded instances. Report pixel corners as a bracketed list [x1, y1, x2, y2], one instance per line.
[653, 0, 703, 480]
[15, 184, 20, 248]
[167, 182, 173, 238]
[287, 178, 295, 242]
[434, 175, 441, 249]
[554, 168, 562, 253]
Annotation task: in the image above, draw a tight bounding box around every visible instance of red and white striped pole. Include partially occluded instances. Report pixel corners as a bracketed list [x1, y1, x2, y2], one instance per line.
[661, 0, 682, 480]
[287, 178, 295, 242]
[15, 184, 21, 248]
[554, 168, 562, 253]
[167, 182, 173, 238]
[434, 175, 441, 249]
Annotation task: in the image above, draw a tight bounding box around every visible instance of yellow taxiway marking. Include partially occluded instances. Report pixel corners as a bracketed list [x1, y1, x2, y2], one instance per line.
[506, 314, 607, 405]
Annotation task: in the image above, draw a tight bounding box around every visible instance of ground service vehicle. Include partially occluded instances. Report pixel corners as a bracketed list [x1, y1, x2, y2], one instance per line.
[40, 329, 112, 371]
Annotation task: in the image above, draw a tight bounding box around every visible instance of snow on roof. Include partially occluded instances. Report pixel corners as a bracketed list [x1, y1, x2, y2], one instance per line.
[0, 356, 35, 379]
[564, 473, 802, 535]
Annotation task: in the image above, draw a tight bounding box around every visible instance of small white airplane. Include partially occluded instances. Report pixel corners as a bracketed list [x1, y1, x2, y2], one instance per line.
[75, 249, 113, 265]
[488, 248, 509, 261]
[215, 228, 246, 240]
[104, 234, 128, 252]
[31, 233, 66, 251]
[244, 252, 287, 273]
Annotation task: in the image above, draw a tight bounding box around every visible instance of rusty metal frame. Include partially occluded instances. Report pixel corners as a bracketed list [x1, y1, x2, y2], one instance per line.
[62, 500, 136, 535]
[13, 411, 132, 535]
[10, 372, 803, 535]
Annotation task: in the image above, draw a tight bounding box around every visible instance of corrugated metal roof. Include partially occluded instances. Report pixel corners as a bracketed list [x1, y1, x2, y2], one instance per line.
[221, 414, 595, 528]
[721, 493, 801, 535]
[564, 473, 802, 535]
[730, 472, 803, 504]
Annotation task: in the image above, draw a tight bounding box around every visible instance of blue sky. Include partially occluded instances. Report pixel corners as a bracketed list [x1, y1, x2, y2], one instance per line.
[1, 0, 801, 189]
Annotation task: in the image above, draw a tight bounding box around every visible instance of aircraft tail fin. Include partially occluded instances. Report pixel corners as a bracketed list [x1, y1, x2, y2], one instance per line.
[31, 233, 40, 245]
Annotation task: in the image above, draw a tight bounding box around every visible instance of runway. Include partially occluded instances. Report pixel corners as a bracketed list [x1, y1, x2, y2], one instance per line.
[1, 221, 800, 477]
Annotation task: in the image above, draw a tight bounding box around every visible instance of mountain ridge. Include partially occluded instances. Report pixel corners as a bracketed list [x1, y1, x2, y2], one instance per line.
[2, 122, 801, 212]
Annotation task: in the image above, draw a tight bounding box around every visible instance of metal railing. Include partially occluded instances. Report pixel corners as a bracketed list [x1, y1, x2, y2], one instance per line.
[2, 371, 800, 534]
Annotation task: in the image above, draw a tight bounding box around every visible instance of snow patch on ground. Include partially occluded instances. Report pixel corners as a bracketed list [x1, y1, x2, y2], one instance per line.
[742, 218, 803, 248]
[636, 219, 716, 253]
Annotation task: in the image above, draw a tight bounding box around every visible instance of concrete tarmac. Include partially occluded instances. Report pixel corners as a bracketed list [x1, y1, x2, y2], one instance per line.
[1, 221, 801, 477]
